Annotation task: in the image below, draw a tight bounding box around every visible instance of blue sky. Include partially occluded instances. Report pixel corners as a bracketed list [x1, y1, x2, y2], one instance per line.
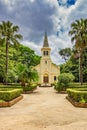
[57, 0, 77, 7]
[0, 0, 87, 65]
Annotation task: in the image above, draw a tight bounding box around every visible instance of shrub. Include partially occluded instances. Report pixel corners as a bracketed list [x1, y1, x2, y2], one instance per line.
[79, 96, 86, 103]
[22, 84, 37, 91]
[67, 88, 87, 103]
[55, 73, 75, 92]
[0, 89, 23, 101]
[0, 84, 22, 89]
[68, 82, 87, 88]
[0, 100, 5, 103]
[0, 88, 14, 91]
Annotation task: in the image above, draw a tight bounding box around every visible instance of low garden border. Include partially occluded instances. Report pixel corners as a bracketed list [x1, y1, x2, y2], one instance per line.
[66, 88, 87, 108]
[0, 95, 23, 107]
[23, 90, 34, 94]
[22, 85, 37, 94]
[66, 96, 87, 108]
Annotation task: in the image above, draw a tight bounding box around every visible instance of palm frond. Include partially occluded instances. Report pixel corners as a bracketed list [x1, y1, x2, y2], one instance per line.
[14, 34, 23, 40]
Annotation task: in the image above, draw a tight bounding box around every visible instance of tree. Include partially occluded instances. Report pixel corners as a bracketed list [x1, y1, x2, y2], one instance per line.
[60, 54, 79, 82]
[16, 63, 28, 86]
[16, 64, 38, 86]
[83, 47, 87, 82]
[60, 48, 87, 82]
[69, 18, 87, 85]
[0, 21, 23, 84]
[59, 48, 72, 62]
[0, 43, 40, 83]
[0, 45, 5, 82]
[18, 45, 40, 67]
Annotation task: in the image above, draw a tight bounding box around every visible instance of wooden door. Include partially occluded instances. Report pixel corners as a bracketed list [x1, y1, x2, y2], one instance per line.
[43, 76, 49, 83]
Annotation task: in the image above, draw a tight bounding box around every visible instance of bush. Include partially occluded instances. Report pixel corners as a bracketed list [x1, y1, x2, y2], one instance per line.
[22, 84, 37, 91]
[0, 100, 5, 103]
[0, 84, 22, 88]
[67, 88, 87, 103]
[0, 88, 14, 91]
[0, 89, 23, 101]
[68, 82, 87, 88]
[55, 73, 75, 92]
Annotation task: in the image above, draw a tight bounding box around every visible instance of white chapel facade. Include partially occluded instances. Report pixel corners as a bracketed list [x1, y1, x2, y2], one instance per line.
[35, 32, 60, 86]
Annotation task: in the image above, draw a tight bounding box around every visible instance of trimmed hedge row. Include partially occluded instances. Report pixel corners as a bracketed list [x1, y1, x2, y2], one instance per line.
[75, 88, 87, 91]
[0, 100, 5, 103]
[68, 83, 87, 88]
[22, 85, 37, 91]
[0, 89, 23, 101]
[67, 88, 87, 103]
[0, 88, 14, 91]
[0, 85, 22, 88]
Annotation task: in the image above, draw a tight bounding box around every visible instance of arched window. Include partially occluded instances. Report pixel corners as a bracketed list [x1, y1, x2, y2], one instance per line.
[43, 51, 45, 56]
[54, 76, 56, 81]
[43, 51, 48, 56]
[46, 51, 48, 55]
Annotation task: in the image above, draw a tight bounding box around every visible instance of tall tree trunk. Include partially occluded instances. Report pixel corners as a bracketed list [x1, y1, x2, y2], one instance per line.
[80, 52, 83, 85]
[6, 40, 8, 84]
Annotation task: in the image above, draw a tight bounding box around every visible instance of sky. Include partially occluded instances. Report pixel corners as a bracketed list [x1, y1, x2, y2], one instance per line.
[0, 0, 87, 65]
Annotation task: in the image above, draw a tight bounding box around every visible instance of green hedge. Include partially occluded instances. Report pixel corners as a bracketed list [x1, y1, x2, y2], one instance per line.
[0, 88, 14, 91]
[0, 100, 5, 103]
[0, 89, 23, 101]
[67, 88, 87, 103]
[0, 84, 37, 92]
[22, 85, 37, 91]
[74, 88, 87, 91]
[0, 85, 22, 88]
[68, 83, 87, 88]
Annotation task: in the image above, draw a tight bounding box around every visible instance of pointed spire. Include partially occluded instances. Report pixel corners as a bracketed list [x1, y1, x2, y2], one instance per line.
[43, 32, 49, 47]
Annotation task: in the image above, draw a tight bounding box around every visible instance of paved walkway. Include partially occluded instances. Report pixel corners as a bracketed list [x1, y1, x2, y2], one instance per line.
[0, 87, 87, 130]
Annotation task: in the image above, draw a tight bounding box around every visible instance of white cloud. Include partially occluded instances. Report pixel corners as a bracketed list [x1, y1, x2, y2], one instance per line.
[21, 0, 87, 64]
[48, 34, 71, 65]
[22, 0, 78, 65]
[21, 0, 87, 65]
[46, 0, 58, 7]
[30, 0, 35, 2]
[0, 0, 87, 65]
[22, 40, 41, 56]
[0, 0, 35, 11]
[38, 0, 87, 65]
[68, 0, 87, 23]
[1, 0, 16, 10]
[58, 0, 67, 5]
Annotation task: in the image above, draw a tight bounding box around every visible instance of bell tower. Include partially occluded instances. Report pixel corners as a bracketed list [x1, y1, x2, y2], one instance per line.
[41, 32, 51, 58]
[40, 32, 51, 85]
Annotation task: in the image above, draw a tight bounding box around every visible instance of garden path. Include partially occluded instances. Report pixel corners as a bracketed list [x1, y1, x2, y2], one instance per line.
[0, 87, 87, 130]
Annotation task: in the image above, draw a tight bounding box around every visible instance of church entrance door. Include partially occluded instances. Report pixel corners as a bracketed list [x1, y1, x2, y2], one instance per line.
[43, 74, 49, 83]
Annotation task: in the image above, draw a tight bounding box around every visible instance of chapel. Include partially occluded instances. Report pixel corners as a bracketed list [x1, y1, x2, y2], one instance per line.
[35, 32, 60, 86]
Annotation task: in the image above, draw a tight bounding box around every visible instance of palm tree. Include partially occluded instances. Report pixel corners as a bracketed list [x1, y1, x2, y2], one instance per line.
[0, 21, 23, 84]
[69, 18, 87, 85]
[17, 64, 39, 87]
